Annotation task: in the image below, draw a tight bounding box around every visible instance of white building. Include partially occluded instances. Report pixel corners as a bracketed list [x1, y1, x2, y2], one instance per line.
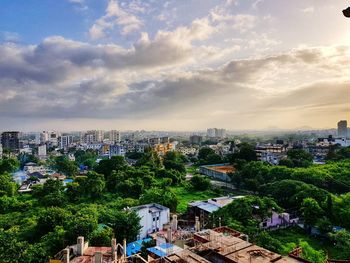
[60, 135, 73, 149]
[24, 163, 46, 174]
[109, 145, 126, 158]
[130, 203, 170, 239]
[109, 130, 121, 144]
[41, 131, 59, 146]
[0, 144, 3, 158]
[38, 145, 47, 159]
[84, 130, 104, 143]
[207, 128, 226, 138]
[334, 138, 350, 147]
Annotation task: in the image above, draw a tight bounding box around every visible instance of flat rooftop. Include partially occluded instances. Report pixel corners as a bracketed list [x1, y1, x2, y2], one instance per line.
[193, 228, 306, 263]
[203, 165, 235, 174]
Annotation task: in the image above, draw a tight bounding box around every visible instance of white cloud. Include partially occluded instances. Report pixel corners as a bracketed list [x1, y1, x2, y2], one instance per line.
[89, 0, 143, 39]
[301, 6, 315, 13]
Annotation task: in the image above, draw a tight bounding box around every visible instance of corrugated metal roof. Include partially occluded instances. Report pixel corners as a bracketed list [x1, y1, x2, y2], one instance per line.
[126, 238, 152, 256]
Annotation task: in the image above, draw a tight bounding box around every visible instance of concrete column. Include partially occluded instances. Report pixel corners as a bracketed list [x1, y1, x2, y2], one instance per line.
[123, 239, 127, 258]
[167, 227, 172, 243]
[94, 252, 102, 263]
[63, 248, 70, 263]
[77, 236, 84, 256]
[172, 215, 178, 231]
[111, 238, 117, 260]
[195, 216, 200, 232]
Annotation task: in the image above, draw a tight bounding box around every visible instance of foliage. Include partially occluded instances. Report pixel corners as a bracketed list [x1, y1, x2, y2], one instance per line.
[197, 147, 223, 165]
[190, 175, 211, 191]
[329, 230, 350, 258]
[300, 198, 324, 226]
[280, 149, 313, 168]
[229, 142, 257, 163]
[53, 156, 78, 176]
[163, 151, 186, 174]
[0, 158, 20, 174]
[140, 187, 178, 212]
[101, 210, 141, 243]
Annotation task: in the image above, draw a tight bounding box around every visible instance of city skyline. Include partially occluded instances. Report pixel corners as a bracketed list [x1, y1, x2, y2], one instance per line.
[0, 0, 350, 130]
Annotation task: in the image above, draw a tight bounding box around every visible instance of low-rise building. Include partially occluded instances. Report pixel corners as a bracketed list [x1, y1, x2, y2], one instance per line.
[260, 211, 299, 229]
[199, 164, 235, 181]
[130, 204, 170, 239]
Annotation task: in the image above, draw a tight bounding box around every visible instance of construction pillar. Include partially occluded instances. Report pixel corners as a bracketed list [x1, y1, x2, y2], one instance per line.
[123, 239, 127, 258]
[94, 252, 102, 263]
[77, 236, 84, 256]
[167, 227, 172, 243]
[172, 215, 178, 231]
[195, 216, 200, 232]
[111, 238, 117, 260]
[63, 248, 70, 263]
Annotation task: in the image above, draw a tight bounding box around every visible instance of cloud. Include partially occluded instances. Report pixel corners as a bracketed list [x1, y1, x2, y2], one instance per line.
[210, 7, 257, 33]
[68, 0, 88, 11]
[301, 6, 314, 14]
[0, 31, 349, 131]
[89, 0, 143, 39]
[1, 31, 21, 43]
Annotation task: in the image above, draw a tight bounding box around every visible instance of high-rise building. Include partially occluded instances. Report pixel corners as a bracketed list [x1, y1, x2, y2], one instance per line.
[84, 130, 104, 143]
[1, 131, 20, 152]
[207, 128, 226, 138]
[41, 131, 59, 146]
[207, 128, 215, 138]
[109, 130, 121, 144]
[337, 120, 348, 137]
[190, 135, 203, 145]
[60, 135, 73, 149]
[38, 145, 47, 159]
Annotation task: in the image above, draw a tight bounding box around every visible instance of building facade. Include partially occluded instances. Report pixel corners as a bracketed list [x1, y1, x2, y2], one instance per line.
[1, 131, 20, 152]
[130, 203, 170, 239]
[109, 130, 121, 144]
[338, 120, 348, 137]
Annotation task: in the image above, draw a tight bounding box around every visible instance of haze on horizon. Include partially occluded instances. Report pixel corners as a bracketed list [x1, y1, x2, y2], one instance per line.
[0, 0, 349, 131]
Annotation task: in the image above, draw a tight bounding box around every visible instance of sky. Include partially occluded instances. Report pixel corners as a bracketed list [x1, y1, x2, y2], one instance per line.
[0, 0, 350, 131]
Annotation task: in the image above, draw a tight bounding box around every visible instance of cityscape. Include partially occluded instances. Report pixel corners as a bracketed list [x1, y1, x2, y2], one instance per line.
[1, 1, 350, 263]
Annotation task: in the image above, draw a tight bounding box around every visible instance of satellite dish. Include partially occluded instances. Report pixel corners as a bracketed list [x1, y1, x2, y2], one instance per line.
[343, 7, 350, 17]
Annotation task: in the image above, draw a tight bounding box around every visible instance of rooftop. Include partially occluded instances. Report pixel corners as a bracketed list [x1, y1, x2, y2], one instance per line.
[202, 165, 235, 174]
[130, 203, 169, 212]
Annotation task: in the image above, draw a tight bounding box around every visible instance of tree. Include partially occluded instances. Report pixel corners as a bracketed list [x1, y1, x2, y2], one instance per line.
[101, 210, 141, 243]
[191, 175, 211, 191]
[0, 228, 27, 263]
[37, 207, 71, 235]
[163, 151, 186, 174]
[299, 241, 326, 263]
[300, 198, 323, 227]
[54, 156, 78, 176]
[281, 149, 313, 168]
[0, 173, 17, 197]
[198, 147, 215, 161]
[156, 169, 185, 185]
[82, 172, 105, 198]
[197, 147, 223, 165]
[329, 230, 350, 258]
[95, 156, 127, 177]
[0, 158, 20, 174]
[135, 150, 162, 171]
[140, 187, 178, 212]
[229, 143, 257, 163]
[90, 226, 114, 247]
[256, 231, 283, 253]
[65, 207, 98, 243]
